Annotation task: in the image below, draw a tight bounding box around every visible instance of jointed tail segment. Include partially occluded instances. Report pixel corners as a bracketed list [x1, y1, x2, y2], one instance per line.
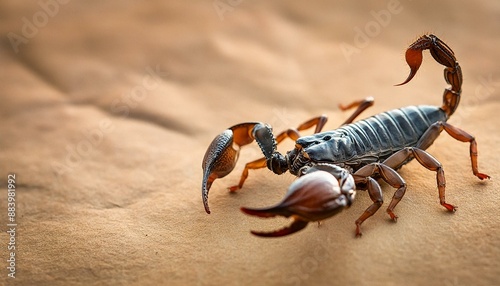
[397, 34, 462, 117]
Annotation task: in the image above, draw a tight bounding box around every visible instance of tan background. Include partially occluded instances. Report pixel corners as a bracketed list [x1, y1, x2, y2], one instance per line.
[1, 1, 499, 285]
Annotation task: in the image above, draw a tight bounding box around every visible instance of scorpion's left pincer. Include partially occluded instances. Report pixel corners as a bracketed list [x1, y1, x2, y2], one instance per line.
[201, 122, 278, 214]
[241, 164, 356, 237]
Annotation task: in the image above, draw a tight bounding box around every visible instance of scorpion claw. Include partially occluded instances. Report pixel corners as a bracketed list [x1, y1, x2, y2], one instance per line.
[241, 168, 356, 237]
[249, 219, 309, 238]
[240, 206, 281, 218]
[202, 129, 238, 214]
[202, 122, 276, 214]
[240, 205, 310, 238]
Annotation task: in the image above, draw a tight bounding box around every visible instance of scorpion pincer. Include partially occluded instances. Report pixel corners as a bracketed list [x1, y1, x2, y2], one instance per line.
[201, 34, 490, 237]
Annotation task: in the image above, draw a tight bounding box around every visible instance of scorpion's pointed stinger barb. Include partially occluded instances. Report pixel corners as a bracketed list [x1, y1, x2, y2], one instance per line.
[395, 36, 427, 86]
[241, 165, 356, 237]
[396, 34, 462, 116]
[201, 122, 277, 214]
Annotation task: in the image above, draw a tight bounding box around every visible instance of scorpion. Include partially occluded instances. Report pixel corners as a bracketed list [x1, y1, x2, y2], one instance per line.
[201, 34, 490, 237]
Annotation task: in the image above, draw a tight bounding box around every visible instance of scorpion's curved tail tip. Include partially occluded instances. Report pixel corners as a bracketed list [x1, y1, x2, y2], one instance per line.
[395, 70, 416, 86]
[395, 45, 424, 86]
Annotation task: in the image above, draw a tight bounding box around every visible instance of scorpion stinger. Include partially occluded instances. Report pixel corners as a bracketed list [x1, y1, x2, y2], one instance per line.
[241, 164, 356, 237]
[396, 34, 462, 117]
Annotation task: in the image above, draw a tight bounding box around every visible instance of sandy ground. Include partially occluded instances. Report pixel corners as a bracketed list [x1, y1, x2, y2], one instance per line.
[1, 1, 499, 285]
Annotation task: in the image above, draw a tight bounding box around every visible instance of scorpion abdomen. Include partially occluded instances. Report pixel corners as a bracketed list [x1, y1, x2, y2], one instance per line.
[297, 105, 447, 169]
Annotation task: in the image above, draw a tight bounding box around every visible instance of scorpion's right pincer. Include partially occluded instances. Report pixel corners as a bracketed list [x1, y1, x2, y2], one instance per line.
[240, 164, 356, 237]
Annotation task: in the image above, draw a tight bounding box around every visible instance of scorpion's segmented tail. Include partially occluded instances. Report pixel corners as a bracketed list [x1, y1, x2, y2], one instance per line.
[397, 34, 462, 117]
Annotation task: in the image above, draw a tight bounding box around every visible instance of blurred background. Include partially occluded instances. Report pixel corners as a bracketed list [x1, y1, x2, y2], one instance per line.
[1, 1, 499, 285]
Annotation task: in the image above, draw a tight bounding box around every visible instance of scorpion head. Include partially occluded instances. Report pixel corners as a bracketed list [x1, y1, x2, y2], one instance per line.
[241, 163, 356, 237]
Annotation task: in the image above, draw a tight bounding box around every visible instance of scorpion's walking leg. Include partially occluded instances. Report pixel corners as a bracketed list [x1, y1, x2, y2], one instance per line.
[383, 147, 454, 212]
[339, 97, 374, 125]
[229, 115, 328, 191]
[416, 121, 490, 180]
[352, 163, 406, 236]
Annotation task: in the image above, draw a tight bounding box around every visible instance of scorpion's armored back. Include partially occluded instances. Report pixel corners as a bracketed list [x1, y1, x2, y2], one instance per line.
[295, 106, 447, 168]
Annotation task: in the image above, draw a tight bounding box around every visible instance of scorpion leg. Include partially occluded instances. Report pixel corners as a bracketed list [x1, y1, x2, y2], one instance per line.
[228, 115, 328, 191]
[416, 121, 490, 180]
[338, 97, 374, 125]
[228, 157, 267, 192]
[353, 163, 406, 236]
[383, 147, 455, 212]
[352, 177, 382, 237]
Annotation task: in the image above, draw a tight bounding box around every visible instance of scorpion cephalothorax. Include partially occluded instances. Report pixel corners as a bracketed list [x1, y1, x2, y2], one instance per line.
[201, 34, 490, 237]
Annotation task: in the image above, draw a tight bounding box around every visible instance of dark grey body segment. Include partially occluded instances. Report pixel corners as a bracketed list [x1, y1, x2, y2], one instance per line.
[296, 105, 448, 169]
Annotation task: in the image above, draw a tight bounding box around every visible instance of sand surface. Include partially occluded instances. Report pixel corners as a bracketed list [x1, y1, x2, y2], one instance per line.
[1, 1, 499, 285]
